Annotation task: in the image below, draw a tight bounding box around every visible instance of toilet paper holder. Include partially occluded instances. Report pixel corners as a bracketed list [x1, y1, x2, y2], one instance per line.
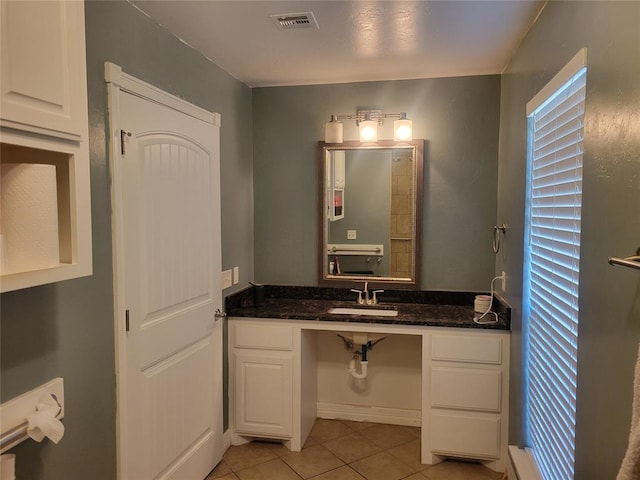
[0, 378, 64, 453]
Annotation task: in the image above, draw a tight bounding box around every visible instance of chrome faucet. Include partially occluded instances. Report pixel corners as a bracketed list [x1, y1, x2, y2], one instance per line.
[370, 289, 384, 305]
[350, 281, 368, 305]
[350, 281, 384, 305]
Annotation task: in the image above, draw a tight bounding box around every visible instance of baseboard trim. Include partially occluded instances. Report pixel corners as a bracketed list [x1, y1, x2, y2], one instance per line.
[316, 402, 421, 427]
[222, 429, 232, 452]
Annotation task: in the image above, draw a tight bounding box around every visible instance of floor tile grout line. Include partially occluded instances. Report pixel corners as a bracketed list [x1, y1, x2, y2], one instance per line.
[227, 456, 305, 479]
[321, 440, 419, 470]
[306, 463, 358, 480]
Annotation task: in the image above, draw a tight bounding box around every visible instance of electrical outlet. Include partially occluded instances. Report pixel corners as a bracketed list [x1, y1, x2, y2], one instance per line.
[221, 269, 232, 289]
[501, 271, 506, 291]
[233, 266, 239, 285]
[347, 230, 357, 240]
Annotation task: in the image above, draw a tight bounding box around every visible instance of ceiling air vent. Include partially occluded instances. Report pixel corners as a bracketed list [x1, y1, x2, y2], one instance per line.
[270, 12, 319, 30]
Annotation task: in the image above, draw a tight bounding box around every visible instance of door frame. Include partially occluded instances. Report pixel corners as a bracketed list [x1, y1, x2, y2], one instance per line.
[105, 62, 221, 480]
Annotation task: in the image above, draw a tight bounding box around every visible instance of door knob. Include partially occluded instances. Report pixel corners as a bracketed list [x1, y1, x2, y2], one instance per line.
[214, 309, 227, 323]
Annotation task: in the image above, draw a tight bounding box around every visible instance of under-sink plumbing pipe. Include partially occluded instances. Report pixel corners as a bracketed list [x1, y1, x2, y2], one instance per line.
[349, 352, 368, 379]
[337, 336, 388, 380]
[349, 343, 369, 379]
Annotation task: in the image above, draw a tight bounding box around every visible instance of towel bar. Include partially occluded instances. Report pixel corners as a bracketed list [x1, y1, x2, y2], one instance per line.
[327, 244, 384, 256]
[608, 248, 640, 271]
[0, 421, 30, 453]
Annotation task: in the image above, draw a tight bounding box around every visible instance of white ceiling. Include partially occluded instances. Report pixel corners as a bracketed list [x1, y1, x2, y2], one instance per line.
[131, 0, 545, 88]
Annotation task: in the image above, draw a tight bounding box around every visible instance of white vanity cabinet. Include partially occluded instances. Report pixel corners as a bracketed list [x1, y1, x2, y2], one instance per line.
[424, 330, 510, 472]
[0, 0, 92, 292]
[228, 317, 509, 471]
[230, 322, 295, 439]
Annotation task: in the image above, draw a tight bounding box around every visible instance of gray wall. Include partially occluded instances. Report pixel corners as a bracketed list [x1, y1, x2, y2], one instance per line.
[497, 1, 640, 478]
[253, 76, 501, 290]
[0, 2, 253, 479]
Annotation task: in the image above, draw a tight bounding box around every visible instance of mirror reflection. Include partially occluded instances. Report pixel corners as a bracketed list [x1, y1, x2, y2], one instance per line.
[319, 140, 423, 288]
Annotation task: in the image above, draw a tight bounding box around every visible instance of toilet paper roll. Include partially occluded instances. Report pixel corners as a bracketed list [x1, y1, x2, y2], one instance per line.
[1, 453, 15, 480]
[26, 393, 64, 444]
[1, 163, 60, 274]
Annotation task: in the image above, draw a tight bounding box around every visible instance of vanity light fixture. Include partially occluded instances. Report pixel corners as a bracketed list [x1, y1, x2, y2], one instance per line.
[359, 114, 378, 142]
[324, 115, 344, 143]
[393, 112, 413, 141]
[324, 110, 412, 143]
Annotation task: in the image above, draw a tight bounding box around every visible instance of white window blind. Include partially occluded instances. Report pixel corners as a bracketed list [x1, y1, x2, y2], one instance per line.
[524, 50, 587, 480]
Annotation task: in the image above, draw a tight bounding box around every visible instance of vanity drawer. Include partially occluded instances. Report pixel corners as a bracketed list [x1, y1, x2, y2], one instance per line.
[232, 323, 293, 351]
[431, 411, 501, 459]
[430, 366, 501, 412]
[431, 334, 502, 365]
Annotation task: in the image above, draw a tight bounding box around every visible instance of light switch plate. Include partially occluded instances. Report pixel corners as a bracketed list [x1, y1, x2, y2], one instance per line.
[233, 266, 239, 284]
[221, 269, 232, 289]
[347, 230, 357, 240]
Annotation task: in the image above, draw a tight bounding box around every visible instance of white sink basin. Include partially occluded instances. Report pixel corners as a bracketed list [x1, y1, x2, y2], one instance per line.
[328, 307, 398, 317]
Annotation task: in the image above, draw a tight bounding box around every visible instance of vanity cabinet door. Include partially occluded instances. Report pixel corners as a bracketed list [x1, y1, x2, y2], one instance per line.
[232, 350, 293, 438]
[0, 0, 87, 139]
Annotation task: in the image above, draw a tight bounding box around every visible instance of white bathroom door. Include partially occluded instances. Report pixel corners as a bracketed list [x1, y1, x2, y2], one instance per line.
[116, 88, 223, 480]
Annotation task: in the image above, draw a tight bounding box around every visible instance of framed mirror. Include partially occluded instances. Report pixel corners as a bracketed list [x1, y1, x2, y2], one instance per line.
[318, 140, 423, 288]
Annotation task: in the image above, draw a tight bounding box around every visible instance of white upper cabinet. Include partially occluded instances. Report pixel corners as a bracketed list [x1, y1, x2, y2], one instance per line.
[332, 150, 345, 189]
[0, 0, 91, 292]
[326, 149, 345, 221]
[0, 0, 88, 140]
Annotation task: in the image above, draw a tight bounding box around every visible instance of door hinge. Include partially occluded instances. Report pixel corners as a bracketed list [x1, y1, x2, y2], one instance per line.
[120, 130, 132, 155]
[125, 309, 130, 332]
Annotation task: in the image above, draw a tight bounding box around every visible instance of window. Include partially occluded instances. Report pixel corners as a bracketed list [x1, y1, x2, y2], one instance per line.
[523, 49, 587, 480]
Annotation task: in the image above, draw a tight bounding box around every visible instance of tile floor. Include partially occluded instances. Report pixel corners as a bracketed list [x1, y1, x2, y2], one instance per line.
[206, 419, 504, 480]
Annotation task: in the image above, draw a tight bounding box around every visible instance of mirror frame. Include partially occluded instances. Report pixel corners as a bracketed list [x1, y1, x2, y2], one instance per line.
[318, 140, 424, 289]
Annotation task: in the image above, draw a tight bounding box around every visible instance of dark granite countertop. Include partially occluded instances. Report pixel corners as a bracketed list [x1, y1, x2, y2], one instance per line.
[226, 285, 511, 331]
